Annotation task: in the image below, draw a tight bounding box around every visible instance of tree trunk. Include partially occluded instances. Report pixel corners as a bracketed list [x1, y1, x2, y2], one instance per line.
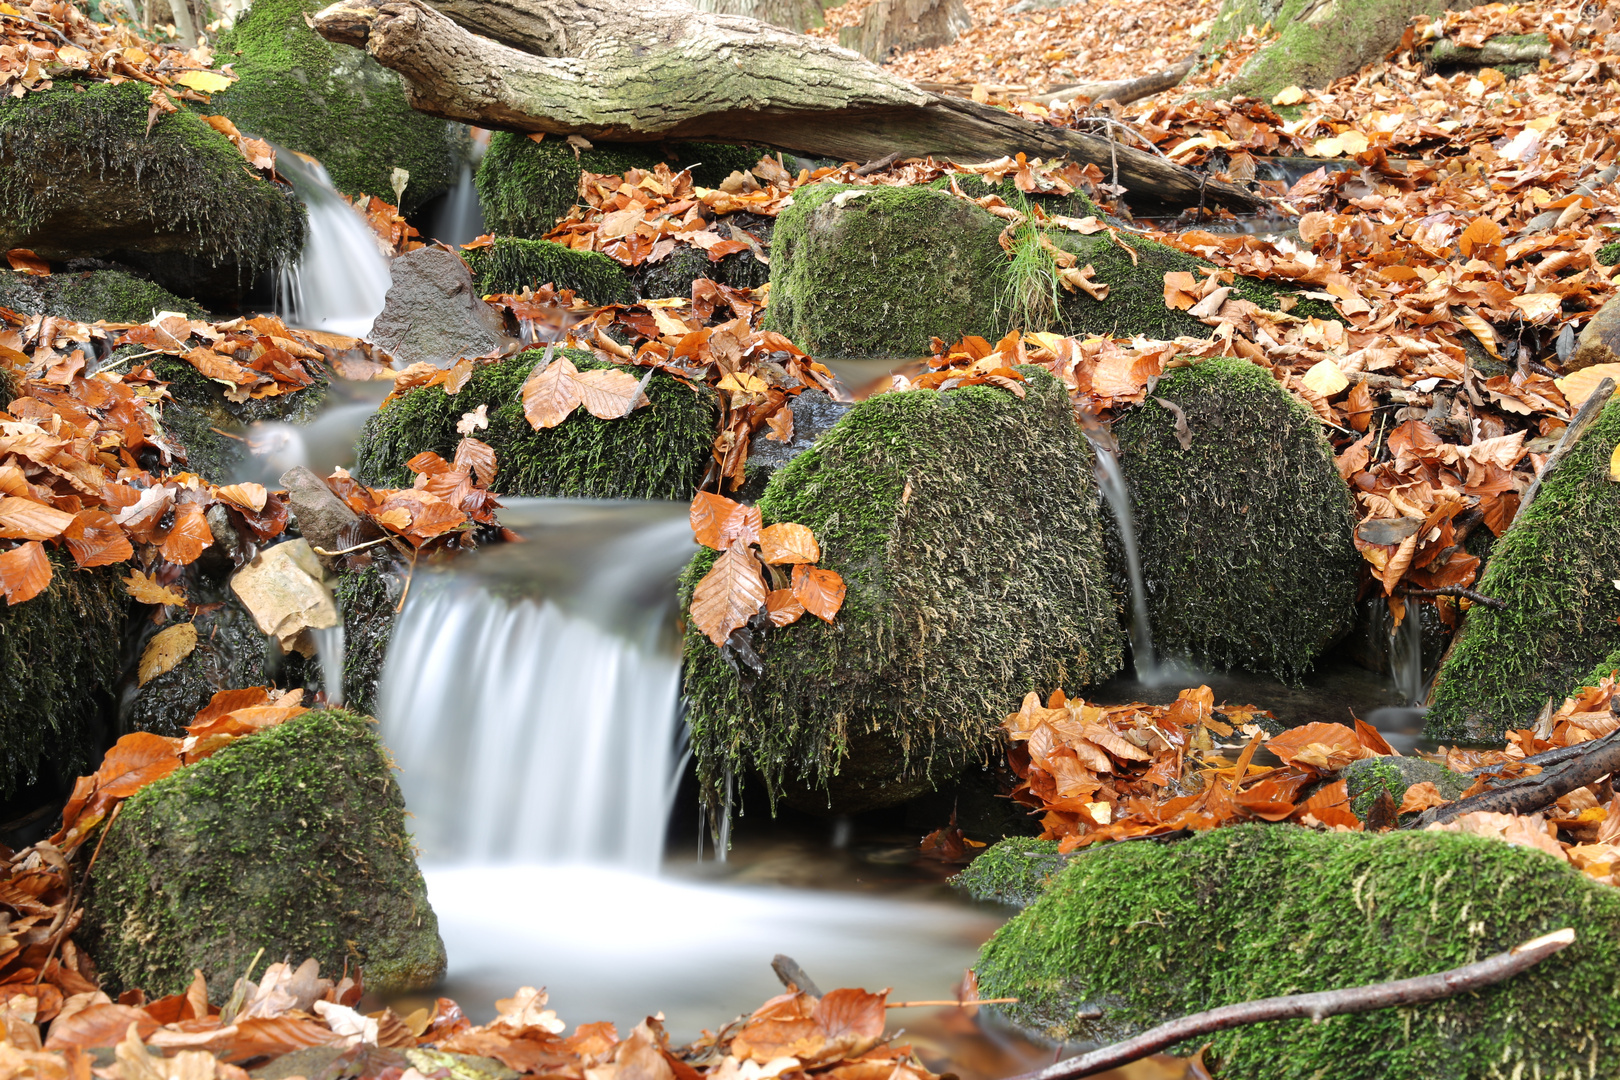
[837, 0, 972, 63]
[310, 0, 1268, 211]
[688, 0, 826, 35]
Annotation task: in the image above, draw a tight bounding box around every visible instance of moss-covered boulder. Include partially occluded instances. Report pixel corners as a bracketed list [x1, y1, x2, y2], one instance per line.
[1425, 396, 1620, 741]
[1110, 358, 1359, 682]
[1342, 755, 1468, 824]
[0, 81, 304, 303]
[83, 709, 445, 997]
[332, 564, 400, 717]
[476, 133, 764, 238]
[974, 824, 1620, 1076]
[683, 368, 1123, 815]
[765, 184, 1328, 360]
[145, 355, 327, 484]
[353, 348, 717, 499]
[463, 236, 633, 305]
[0, 554, 123, 799]
[211, 0, 466, 214]
[631, 238, 770, 301]
[953, 836, 1064, 907]
[0, 269, 206, 323]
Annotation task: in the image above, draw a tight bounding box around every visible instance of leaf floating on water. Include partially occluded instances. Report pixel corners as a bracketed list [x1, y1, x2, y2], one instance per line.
[138, 622, 198, 686]
[691, 544, 767, 647]
[791, 563, 846, 623]
[0, 540, 51, 604]
[759, 523, 820, 565]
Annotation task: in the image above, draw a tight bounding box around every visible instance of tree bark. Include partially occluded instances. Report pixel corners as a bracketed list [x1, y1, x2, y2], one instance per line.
[838, 0, 972, 63]
[688, 0, 826, 35]
[310, 0, 1268, 211]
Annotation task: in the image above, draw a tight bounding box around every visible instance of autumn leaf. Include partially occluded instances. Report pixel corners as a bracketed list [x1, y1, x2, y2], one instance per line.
[0, 540, 51, 604]
[792, 563, 846, 623]
[1346, 380, 1374, 433]
[690, 491, 761, 550]
[758, 523, 820, 565]
[765, 405, 794, 443]
[64, 509, 134, 568]
[173, 69, 234, 92]
[5, 248, 49, 276]
[765, 588, 805, 627]
[1266, 723, 1374, 772]
[159, 503, 214, 565]
[1454, 309, 1502, 360]
[125, 569, 186, 607]
[0, 495, 74, 540]
[691, 544, 768, 646]
[575, 367, 651, 419]
[1163, 271, 1200, 310]
[454, 437, 498, 487]
[522, 354, 584, 429]
[215, 483, 268, 512]
[1457, 216, 1504, 256]
[1301, 358, 1349, 398]
[457, 404, 490, 434]
[138, 622, 198, 685]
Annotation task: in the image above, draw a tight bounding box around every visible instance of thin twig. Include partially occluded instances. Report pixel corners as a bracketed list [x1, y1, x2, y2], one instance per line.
[1414, 728, 1620, 827]
[34, 801, 124, 989]
[1002, 929, 1575, 1080]
[1403, 586, 1506, 609]
[313, 536, 394, 557]
[394, 549, 419, 613]
[887, 998, 1020, 1008]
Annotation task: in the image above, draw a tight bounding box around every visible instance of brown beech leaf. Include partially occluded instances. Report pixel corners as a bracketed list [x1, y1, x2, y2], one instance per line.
[1266, 722, 1373, 772]
[215, 482, 268, 512]
[139, 622, 198, 685]
[758, 523, 819, 565]
[454, 437, 498, 487]
[765, 588, 805, 627]
[691, 544, 768, 646]
[522, 354, 584, 429]
[1346, 380, 1374, 433]
[574, 366, 650, 419]
[0, 540, 51, 604]
[125, 569, 186, 607]
[718, 503, 762, 550]
[792, 563, 846, 623]
[1457, 216, 1503, 256]
[0, 495, 75, 541]
[765, 405, 794, 443]
[814, 987, 887, 1040]
[5, 248, 50, 277]
[690, 491, 742, 549]
[64, 509, 134, 568]
[160, 503, 214, 565]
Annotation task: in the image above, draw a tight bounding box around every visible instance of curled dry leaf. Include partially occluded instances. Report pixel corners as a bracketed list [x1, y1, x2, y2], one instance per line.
[758, 523, 821, 565]
[138, 622, 198, 686]
[215, 483, 268, 513]
[691, 544, 768, 646]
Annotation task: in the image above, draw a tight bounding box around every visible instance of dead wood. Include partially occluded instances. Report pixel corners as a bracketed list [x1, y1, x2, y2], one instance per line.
[1415, 727, 1620, 828]
[1036, 57, 1196, 107]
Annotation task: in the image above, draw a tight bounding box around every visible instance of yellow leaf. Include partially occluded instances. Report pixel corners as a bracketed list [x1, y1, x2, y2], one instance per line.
[1301, 358, 1349, 398]
[0, 3, 23, 13]
[1272, 85, 1306, 105]
[1556, 363, 1620, 407]
[1509, 293, 1561, 322]
[717, 371, 767, 394]
[139, 622, 198, 686]
[1455, 309, 1501, 359]
[125, 569, 187, 607]
[174, 69, 234, 92]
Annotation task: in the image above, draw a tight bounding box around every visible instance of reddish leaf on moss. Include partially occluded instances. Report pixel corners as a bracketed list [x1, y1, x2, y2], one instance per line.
[792, 564, 846, 623]
[0, 540, 52, 604]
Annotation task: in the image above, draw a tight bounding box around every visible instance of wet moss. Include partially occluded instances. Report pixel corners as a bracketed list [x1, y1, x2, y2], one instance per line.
[157, 399, 246, 485]
[332, 563, 400, 718]
[0, 269, 206, 323]
[463, 237, 633, 305]
[1598, 242, 1620, 267]
[353, 348, 718, 500]
[681, 368, 1124, 815]
[151, 356, 327, 427]
[212, 0, 466, 213]
[477, 134, 765, 238]
[1110, 358, 1359, 683]
[1425, 396, 1620, 742]
[0, 80, 304, 294]
[1343, 756, 1468, 824]
[0, 551, 123, 799]
[952, 836, 1064, 907]
[975, 824, 1620, 1076]
[631, 241, 769, 301]
[83, 708, 446, 998]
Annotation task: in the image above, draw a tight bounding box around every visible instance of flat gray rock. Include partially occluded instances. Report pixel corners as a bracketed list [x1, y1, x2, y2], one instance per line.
[367, 247, 508, 368]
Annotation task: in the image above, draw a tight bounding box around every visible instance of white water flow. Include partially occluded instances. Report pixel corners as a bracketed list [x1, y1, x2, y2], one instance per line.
[1079, 418, 1165, 684]
[378, 500, 696, 869]
[274, 152, 392, 337]
[310, 624, 345, 707]
[429, 164, 486, 247]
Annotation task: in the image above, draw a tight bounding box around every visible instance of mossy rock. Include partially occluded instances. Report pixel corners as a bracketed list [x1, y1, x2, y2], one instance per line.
[83, 709, 446, 997]
[211, 0, 466, 214]
[463, 237, 633, 305]
[976, 823, 1620, 1075]
[332, 563, 400, 718]
[353, 348, 718, 500]
[631, 238, 770, 301]
[1425, 395, 1620, 741]
[476, 133, 765, 238]
[952, 836, 1065, 907]
[1342, 755, 1469, 824]
[152, 356, 328, 427]
[764, 184, 1331, 360]
[0, 552, 123, 800]
[1110, 358, 1359, 682]
[0, 269, 206, 323]
[1598, 242, 1620, 267]
[682, 368, 1124, 815]
[0, 80, 304, 303]
[1426, 33, 1551, 74]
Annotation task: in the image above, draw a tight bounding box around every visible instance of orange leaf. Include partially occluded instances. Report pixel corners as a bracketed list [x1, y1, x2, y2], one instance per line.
[758, 523, 820, 565]
[63, 509, 134, 569]
[407, 451, 454, 476]
[690, 491, 742, 549]
[0, 495, 74, 540]
[574, 366, 649, 419]
[1265, 722, 1373, 771]
[691, 544, 768, 646]
[765, 588, 805, 627]
[792, 563, 846, 623]
[0, 540, 52, 604]
[5, 248, 50, 276]
[1296, 778, 1361, 829]
[1398, 781, 1450, 815]
[522, 354, 584, 429]
[1458, 217, 1503, 257]
[124, 569, 186, 607]
[765, 405, 794, 443]
[1345, 380, 1374, 433]
[214, 482, 268, 512]
[814, 988, 887, 1040]
[190, 687, 272, 729]
[159, 502, 214, 565]
[454, 437, 498, 487]
[1353, 717, 1397, 756]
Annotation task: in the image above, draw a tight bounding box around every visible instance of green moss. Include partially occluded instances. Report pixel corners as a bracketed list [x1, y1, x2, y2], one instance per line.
[0, 80, 304, 289]
[0, 269, 206, 323]
[1598, 242, 1620, 268]
[463, 237, 633, 305]
[152, 356, 327, 427]
[976, 824, 1620, 1076]
[1343, 756, 1468, 824]
[333, 563, 399, 718]
[212, 0, 465, 213]
[477, 134, 765, 238]
[353, 348, 718, 499]
[952, 836, 1064, 907]
[83, 708, 446, 998]
[927, 173, 1104, 221]
[682, 368, 1123, 814]
[0, 551, 123, 799]
[1426, 396, 1620, 742]
[156, 399, 245, 484]
[1110, 358, 1359, 682]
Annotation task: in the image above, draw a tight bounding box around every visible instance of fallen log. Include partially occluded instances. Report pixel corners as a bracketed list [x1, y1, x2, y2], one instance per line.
[1414, 726, 1620, 829]
[1035, 56, 1196, 107]
[309, 0, 1266, 211]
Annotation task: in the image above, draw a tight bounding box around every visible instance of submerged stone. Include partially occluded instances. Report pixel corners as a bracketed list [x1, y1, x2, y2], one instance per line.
[84, 709, 446, 997]
[211, 0, 466, 214]
[0, 80, 304, 304]
[1110, 357, 1360, 683]
[353, 348, 718, 500]
[973, 824, 1620, 1077]
[1425, 394, 1620, 741]
[463, 237, 633, 306]
[0, 552, 123, 800]
[682, 368, 1124, 815]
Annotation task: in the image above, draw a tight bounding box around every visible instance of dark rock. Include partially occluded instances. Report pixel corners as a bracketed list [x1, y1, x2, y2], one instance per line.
[282, 466, 363, 571]
[736, 389, 851, 499]
[367, 247, 510, 368]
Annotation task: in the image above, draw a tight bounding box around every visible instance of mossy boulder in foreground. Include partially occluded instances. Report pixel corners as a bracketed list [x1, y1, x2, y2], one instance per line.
[212, 0, 465, 214]
[84, 709, 446, 997]
[463, 236, 633, 305]
[0, 554, 123, 799]
[476, 133, 765, 238]
[0, 81, 304, 303]
[683, 369, 1124, 814]
[973, 824, 1620, 1077]
[353, 348, 718, 499]
[0, 269, 206, 324]
[1425, 394, 1620, 741]
[1111, 358, 1359, 682]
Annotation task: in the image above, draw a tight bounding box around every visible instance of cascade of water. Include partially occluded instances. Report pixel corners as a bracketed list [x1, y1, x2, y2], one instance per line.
[310, 624, 346, 707]
[1079, 417, 1165, 684]
[377, 500, 696, 871]
[273, 151, 392, 337]
[1389, 604, 1426, 707]
[429, 164, 486, 247]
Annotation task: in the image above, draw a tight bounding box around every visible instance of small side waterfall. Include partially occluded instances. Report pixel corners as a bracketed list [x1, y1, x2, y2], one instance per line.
[429, 164, 486, 247]
[274, 151, 392, 337]
[377, 500, 697, 870]
[1080, 417, 1166, 684]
